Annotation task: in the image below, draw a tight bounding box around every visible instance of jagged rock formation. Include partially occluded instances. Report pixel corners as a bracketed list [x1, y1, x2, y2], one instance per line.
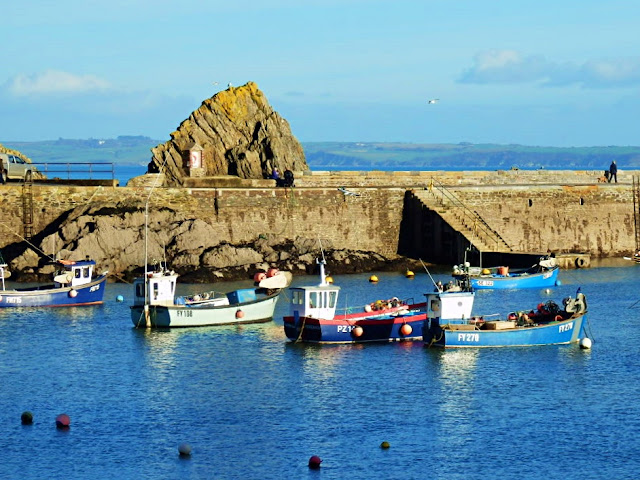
[148, 82, 308, 186]
[4, 202, 413, 283]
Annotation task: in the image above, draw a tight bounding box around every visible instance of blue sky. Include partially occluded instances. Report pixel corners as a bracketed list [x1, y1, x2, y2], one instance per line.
[3, 0, 640, 146]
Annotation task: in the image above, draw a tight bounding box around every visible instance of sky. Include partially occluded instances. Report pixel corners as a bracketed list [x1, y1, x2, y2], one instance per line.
[3, 0, 640, 147]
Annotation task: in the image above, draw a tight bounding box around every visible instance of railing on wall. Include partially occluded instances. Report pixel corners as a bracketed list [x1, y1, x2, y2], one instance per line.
[426, 177, 511, 252]
[31, 162, 116, 181]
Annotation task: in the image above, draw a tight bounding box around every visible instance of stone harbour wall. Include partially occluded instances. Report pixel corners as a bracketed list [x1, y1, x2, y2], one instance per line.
[0, 170, 636, 280]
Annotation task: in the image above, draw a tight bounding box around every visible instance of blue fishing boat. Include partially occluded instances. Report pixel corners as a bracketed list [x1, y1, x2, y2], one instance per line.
[283, 259, 426, 344]
[0, 259, 107, 307]
[453, 256, 560, 290]
[423, 288, 589, 348]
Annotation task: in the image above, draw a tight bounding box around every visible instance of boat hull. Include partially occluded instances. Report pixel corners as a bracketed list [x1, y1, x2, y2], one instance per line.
[0, 275, 107, 307]
[469, 267, 559, 290]
[283, 310, 426, 344]
[130, 291, 281, 328]
[423, 314, 587, 348]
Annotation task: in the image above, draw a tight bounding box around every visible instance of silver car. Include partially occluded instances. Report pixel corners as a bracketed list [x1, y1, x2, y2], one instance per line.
[0, 153, 36, 182]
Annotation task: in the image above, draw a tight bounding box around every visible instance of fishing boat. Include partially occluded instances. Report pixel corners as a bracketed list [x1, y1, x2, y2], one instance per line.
[283, 259, 426, 344]
[452, 255, 560, 290]
[0, 258, 107, 307]
[423, 288, 589, 348]
[130, 263, 292, 328]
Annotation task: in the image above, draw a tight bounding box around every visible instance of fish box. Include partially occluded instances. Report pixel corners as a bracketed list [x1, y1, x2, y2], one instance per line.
[446, 323, 477, 331]
[484, 321, 516, 330]
[227, 289, 257, 304]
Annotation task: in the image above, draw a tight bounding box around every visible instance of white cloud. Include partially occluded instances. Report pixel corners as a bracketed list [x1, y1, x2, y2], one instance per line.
[459, 50, 640, 88]
[6, 70, 111, 96]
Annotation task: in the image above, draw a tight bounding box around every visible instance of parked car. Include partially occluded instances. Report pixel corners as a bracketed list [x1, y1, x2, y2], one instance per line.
[0, 153, 36, 183]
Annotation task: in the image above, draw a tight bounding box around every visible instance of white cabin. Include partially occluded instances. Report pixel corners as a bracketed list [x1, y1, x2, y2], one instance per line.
[133, 271, 178, 307]
[289, 259, 339, 320]
[424, 291, 475, 321]
[53, 260, 97, 288]
[289, 284, 340, 320]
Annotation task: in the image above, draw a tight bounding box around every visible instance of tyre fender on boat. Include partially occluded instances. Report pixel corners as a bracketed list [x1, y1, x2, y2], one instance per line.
[575, 257, 586, 268]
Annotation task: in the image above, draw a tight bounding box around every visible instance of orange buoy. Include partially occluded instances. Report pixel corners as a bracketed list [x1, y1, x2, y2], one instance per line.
[253, 272, 267, 283]
[400, 324, 413, 336]
[352, 325, 364, 337]
[380, 441, 391, 449]
[68, 289, 77, 298]
[266, 268, 279, 278]
[55, 413, 70, 429]
[236, 310, 244, 319]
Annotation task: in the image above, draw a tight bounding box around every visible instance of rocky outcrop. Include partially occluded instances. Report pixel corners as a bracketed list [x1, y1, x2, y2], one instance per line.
[3, 202, 416, 283]
[148, 82, 308, 186]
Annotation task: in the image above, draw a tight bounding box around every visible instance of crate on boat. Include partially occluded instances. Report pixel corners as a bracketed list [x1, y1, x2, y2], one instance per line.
[227, 289, 257, 304]
[446, 323, 477, 331]
[484, 321, 516, 330]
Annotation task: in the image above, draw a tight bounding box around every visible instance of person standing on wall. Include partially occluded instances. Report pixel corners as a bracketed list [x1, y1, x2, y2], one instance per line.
[608, 160, 618, 183]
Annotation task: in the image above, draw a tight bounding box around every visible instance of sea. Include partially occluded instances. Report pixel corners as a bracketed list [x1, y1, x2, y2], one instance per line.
[0, 261, 639, 480]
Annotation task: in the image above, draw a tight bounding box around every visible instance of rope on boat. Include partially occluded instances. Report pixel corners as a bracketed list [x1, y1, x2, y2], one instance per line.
[584, 313, 596, 343]
[294, 315, 307, 343]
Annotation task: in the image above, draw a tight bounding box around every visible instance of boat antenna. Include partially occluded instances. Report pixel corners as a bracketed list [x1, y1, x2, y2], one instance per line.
[316, 237, 328, 286]
[142, 159, 169, 325]
[419, 258, 442, 292]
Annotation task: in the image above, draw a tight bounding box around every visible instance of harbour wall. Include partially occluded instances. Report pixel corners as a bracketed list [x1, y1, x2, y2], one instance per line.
[0, 169, 636, 266]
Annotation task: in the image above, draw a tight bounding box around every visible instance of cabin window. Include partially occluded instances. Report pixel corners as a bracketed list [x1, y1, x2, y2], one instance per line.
[309, 292, 318, 308]
[329, 291, 337, 308]
[75, 269, 81, 279]
[292, 290, 304, 305]
[83, 267, 90, 278]
[153, 282, 159, 300]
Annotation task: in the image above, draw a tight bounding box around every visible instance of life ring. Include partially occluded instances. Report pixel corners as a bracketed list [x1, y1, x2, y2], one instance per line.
[575, 257, 586, 268]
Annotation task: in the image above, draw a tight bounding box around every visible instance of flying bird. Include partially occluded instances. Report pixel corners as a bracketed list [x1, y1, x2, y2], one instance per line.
[427, 99, 439, 104]
[338, 187, 360, 197]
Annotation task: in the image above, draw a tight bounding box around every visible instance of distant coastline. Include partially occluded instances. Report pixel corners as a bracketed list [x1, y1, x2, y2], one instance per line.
[3, 137, 640, 184]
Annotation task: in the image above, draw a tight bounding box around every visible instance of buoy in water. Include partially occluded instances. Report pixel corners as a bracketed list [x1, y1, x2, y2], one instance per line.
[579, 337, 592, 349]
[236, 310, 244, 319]
[116, 295, 124, 302]
[21, 411, 33, 425]
[55, 414, 70, 429]
[380, 441, 390, 449]
[352, 325, 364, 337]
[178, 443, 192, 457]
[308, 455, 322, 469]
[400, 324, 413, 336]
[405, 270, 414, 278]
[326, 276, 334, 284]
[369, 275, 379, 283]
[68, 289, 77, 298]
[555, 280, 562, 286]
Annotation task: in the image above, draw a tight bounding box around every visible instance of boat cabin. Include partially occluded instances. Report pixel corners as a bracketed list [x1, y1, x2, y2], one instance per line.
[424, 290, 475, 321]
[289, 259, 339, 319]
[54, 260, 98, 288]
[133, 270, 179, 307]
[289, 284, 340, 319]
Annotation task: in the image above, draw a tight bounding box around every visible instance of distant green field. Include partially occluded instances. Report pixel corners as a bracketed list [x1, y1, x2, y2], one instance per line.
[3, 137, 640, 171]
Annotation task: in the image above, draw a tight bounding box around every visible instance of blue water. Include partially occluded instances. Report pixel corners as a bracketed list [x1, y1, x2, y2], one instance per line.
[0, 263, 638, 480]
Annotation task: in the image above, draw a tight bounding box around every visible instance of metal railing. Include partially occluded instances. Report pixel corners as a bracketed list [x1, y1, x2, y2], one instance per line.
[31, 162, 116, 181]
[425, 177, 511, 251]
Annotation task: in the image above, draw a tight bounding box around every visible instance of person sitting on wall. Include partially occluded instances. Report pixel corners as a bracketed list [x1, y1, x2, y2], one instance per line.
[283, 169, 295, 187]
[271, 168, 280, 180]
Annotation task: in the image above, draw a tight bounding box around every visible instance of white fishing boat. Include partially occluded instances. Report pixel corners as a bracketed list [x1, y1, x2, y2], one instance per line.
[130, 263, 292, 328]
